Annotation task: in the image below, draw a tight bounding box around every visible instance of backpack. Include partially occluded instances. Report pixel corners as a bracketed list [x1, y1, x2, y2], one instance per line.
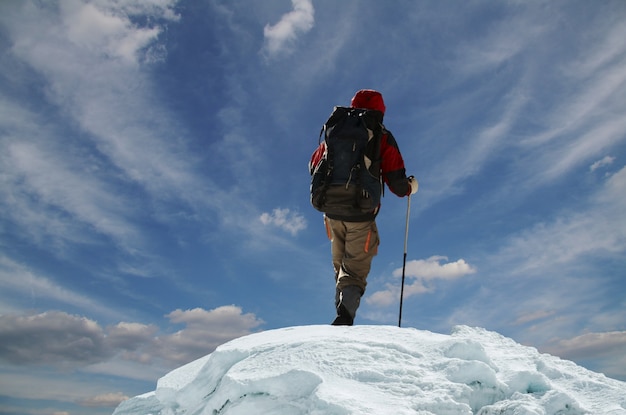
[310, 106, 383, 217]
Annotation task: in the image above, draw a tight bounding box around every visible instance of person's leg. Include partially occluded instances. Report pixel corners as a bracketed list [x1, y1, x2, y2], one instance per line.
[327, 217, 346, 288]
[327, 218, 379, 324]
[336, 220, 379, 292]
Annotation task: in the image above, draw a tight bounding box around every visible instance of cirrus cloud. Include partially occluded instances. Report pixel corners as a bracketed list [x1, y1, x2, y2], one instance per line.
[78, 391, 129, 407]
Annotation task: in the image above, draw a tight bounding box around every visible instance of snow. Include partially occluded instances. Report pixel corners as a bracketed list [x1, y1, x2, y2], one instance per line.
[113, 325, 626, 415]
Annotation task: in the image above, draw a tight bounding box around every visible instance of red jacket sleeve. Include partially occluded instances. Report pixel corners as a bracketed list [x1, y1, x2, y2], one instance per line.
[309, 142, 325, 174]
[380, 130, 410, 197]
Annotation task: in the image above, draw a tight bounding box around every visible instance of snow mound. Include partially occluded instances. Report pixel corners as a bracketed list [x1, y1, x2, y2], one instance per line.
[113, 325, 626, 415]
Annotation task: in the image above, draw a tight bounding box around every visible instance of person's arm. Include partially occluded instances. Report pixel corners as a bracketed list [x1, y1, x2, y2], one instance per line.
[380, 130, 411, 197]
[309, 142, 326, 174]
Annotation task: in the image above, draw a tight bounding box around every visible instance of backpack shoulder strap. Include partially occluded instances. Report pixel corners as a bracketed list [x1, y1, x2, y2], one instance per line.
[319, 106, 348, 143]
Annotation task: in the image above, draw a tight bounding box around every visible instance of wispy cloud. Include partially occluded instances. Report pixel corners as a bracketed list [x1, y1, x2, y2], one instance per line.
[590, 156, 615, 172]
[78, 392, 129, 408]
[411, 64, 530, 209]
[0, 256, 124, 320]
[453, 10, 546, 76]
[512, 310, 557, 326]
[511, 22, 626, 188]
[60, 0, 167, 65]
[564, 19, 626, 80]
[497, 166, 626, 275]
[5, 141, 141, 247]
[263, 0, 314, 58]
[415, 4, 626, 210]
[522, 78, 626, 186]
[544, 331, 626, 360]
[443, 166, 626, 348]
[0, 0, 283, 261]
[0, 1, 190, 249]
[0, 367, 135, 406]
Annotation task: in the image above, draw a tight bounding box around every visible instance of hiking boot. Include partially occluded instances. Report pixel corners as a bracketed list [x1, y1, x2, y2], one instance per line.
[331, 304, 354, 326]
[331, 285, 362, 326]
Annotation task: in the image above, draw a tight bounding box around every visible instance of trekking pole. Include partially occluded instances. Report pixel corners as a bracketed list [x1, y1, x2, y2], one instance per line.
[398, 192, 412, 328]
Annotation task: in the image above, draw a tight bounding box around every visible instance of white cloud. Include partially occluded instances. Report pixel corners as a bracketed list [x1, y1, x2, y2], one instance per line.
[0, 306, 263, 370]
[0, 0, 235, 256]
[1, 1, 182, 218]
[263, 0, 314, 57]
[367, 256, 476, 308]
[366, 279, 432, 309]
[590, 156, 615, 172]
[260, 208, 307, 236]
[60, 0, 178, 65]
[396, 256, 477, 280]
[105, 322, 159, 349]
[0, 311, 109, 366]
[154, 306, 264, 365]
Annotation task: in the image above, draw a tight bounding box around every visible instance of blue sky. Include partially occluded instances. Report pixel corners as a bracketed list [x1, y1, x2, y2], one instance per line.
[0, 0, 625, 414]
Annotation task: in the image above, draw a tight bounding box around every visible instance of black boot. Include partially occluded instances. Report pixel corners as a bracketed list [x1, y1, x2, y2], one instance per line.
[332, 304, 354, 326]
[331, 285, 361, 326]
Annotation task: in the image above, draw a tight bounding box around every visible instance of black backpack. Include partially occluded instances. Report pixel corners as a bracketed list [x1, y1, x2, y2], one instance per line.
[310, 106, 383, 217]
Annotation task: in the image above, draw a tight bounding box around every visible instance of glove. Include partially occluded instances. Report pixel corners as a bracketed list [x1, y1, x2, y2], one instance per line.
[408, 176, 419, 195]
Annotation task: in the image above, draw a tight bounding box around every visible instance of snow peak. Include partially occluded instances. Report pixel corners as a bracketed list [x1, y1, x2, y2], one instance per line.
[310, 106, 383, 217]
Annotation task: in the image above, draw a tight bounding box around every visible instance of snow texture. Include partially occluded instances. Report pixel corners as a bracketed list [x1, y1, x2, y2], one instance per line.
[113, 325, 626, 415]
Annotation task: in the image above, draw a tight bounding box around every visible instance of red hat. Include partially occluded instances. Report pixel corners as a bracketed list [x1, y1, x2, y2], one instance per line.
[350, 89, 386, 114]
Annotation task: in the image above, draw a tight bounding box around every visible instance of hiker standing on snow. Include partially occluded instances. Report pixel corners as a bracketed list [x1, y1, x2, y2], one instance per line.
[309, 89, 418, 325]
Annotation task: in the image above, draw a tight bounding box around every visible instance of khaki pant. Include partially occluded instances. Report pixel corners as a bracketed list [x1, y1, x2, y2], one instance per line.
[325, 217, 380, 294]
